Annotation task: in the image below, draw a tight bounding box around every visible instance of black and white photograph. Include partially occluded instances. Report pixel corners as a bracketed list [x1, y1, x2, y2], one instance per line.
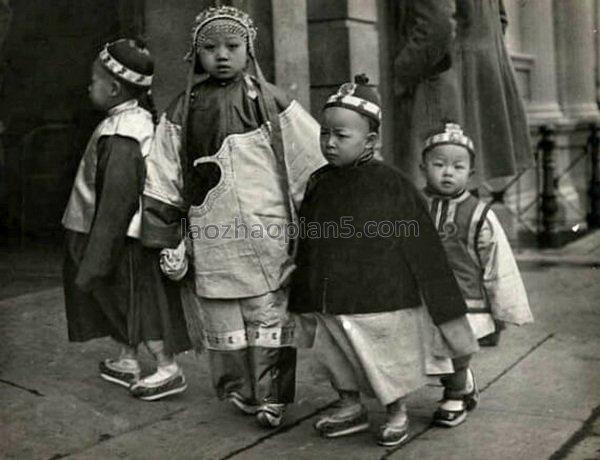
[0, 1, 599, 459]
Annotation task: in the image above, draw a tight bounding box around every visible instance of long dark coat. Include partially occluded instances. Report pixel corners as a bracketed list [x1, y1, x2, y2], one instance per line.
[63, 135, 190, 354]
[393, 0, 534, 186]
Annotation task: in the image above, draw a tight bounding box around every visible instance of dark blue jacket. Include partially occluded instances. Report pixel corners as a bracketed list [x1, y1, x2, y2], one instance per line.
[289, 160, 467, 325]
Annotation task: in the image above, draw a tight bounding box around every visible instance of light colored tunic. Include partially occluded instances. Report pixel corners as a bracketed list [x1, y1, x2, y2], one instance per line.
[144, 84, 324, 299]
[62, 100, 153, 239]
[295, 307, 481, 406]
[425, 190, 533, 338]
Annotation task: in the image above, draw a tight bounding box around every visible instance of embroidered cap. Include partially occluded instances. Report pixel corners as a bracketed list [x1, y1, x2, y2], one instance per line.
[99, 39, 154, 87]
[324, 74, 381, 127]
[189, 6, 258, 58]
[423, 123, 475, 155]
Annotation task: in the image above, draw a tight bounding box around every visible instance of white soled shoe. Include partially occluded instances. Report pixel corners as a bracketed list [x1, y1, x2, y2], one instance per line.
[130, 364, 187, 401]
[99, 358, 141, 388]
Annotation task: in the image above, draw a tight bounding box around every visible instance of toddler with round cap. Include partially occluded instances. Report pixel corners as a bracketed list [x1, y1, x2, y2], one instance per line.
[63, 38, 190, 402]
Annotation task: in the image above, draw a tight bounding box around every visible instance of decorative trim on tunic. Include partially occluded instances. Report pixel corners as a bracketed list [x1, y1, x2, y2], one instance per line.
[204, 329, 248, 351]
[203, 326, 295, 350]
[246, 325, 295, 348]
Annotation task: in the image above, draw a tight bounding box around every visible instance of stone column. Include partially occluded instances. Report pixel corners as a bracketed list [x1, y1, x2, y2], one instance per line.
[307, 0, 379, 116]
[554, 0, 600, 121]
[503, 0, 536, 105]
[271, 0, 311, 109]
[502, 0, 522, 53]
[519, 0, 563, 122]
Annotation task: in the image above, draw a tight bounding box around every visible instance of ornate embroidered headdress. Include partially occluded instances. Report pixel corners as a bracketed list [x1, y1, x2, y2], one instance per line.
[187, 6, 258, 61]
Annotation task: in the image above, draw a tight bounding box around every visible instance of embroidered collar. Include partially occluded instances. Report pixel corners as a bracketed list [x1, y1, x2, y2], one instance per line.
[424, 187, 471, 203]
[107, 99, 139, 117]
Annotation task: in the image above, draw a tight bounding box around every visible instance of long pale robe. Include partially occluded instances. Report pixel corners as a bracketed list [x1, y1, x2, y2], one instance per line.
[476, 208, 533, 330]
[392, 0, 534, 186]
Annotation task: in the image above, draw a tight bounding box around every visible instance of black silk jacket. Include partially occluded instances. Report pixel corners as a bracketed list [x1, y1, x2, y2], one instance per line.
[288, 160, 467, 326]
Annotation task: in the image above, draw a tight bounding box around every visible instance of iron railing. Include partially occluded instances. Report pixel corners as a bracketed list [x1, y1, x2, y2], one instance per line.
[481, 124, 600, 249]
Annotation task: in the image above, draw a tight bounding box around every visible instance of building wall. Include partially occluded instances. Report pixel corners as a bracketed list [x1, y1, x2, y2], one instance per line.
[1, 0, 598, 243]
[307, 0, 379, 118]
[144, 0, 212, 113]
[500, 0, 600, 242]
[145, 0, 311, 113]
[0, 0, 124, 234]
[308, 0, 600, 243]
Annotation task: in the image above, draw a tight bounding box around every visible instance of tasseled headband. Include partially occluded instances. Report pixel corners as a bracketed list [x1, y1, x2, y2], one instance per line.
[179, 6, 269, 207]
[423, 123, 475, 155]
[324, 74, 381, 127]
[98, 39, 154, 87]
[187, 6, 258, 61]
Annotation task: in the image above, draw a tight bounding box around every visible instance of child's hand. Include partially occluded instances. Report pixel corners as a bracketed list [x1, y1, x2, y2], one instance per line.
[159, 240, 188, 281]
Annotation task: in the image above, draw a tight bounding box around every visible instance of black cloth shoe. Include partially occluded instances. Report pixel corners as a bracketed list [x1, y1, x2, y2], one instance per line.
[130, 368, 187, 401]
[377, 421, 409, 447]
[227, 391, 259, 415]
[314, 404, 369, 438]
[256, 403, 285, 428]
[434, 368, 479, 427]
[99, 359, 140, 388]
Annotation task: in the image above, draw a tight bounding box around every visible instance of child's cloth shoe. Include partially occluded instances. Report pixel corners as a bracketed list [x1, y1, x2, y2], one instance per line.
[99, 358, 140, 388]
[377, 421, 409, 447]
[129, 365, 187, 401]
[314, 404, 369, 438]
[433, 399, 468, 427]
[434, 368, 479, 427]
[227, 391, 260, 415]
[378, 399, 409, 446]
[256, 402, 285, 428]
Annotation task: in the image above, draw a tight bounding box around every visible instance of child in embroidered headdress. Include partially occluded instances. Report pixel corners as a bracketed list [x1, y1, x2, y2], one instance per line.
[142, 6, 324, 427]
[62, 39, 190, 401]
[420, 122, 533, 426]
[289, 75, 479, 446]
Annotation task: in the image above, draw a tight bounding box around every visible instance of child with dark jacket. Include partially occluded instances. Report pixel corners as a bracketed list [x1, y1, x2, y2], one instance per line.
[289, 75, 479, 446]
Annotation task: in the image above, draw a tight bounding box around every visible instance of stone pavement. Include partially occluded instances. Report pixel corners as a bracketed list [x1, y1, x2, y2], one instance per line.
[0, 232, 599, 460]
